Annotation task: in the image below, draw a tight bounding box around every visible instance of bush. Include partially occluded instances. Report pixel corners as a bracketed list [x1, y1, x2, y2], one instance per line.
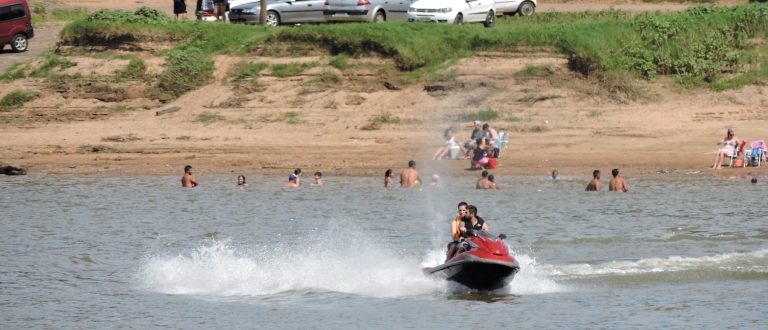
[329, 55, 349, 70]
[86, 6, 171, 24]
[158, 43, 214, 97]
[0, 90, 37, 110]
[115, 57, 147, 80]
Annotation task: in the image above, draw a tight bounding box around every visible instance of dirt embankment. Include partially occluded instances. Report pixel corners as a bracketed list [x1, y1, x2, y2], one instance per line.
[0, 1, 765, 178]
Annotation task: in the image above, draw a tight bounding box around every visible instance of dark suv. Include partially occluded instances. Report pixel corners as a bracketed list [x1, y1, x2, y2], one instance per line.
[0, 0, 33, 52]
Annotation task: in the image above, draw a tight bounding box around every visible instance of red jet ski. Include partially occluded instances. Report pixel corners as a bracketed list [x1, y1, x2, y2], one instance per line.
[424, 230, 520, 290]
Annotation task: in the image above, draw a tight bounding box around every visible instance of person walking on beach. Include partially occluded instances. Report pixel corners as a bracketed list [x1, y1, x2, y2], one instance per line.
[182, 165, 198, 188]
[173, 0, 187, 20]
[400, 160, 421, 188]
[608, 168, 628, 192]
[213, 0, 227, 21]
[585, 170, 600, 191]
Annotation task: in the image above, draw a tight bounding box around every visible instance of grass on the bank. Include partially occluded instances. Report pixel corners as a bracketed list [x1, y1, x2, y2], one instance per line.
[0, 90, 37, 110]
[58, 4, 768, 98]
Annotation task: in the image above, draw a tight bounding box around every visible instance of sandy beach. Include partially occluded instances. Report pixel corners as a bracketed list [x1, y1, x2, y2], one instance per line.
[1, 0, 765, 177]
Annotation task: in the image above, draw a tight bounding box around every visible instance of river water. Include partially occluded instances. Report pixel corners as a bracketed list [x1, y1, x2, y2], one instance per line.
[1, 173, 766, 329]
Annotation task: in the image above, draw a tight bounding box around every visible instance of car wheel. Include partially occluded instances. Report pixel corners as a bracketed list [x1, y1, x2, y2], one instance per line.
[266, 10, 280, 27]
[11, 34, 28, 52]
[373, 10, 385, 23]
[453, 13, 463, 24]
[518, 1, 535, 17]
[483, 10, 495, 28]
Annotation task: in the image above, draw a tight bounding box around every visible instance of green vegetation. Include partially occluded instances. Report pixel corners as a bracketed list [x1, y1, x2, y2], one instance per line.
[642, 0, 716, 3]
[31, 4, 88, 24]
[236, 62, 269, 81]
[49, 4, 768, 94]
[361, 112, 401, 130]
[270, 62, 319, 77]
[158, 41, 214, 97]
[0, 90, 37, 111]
[459, 109, 499, 122]
[514, 65, 552, 78]
[194, 111, 226, 124]
[1, 63, 27, 81]
[115, 56, 147, 80]
[30, 50, 76, 78]
[329, 55, 349, 70]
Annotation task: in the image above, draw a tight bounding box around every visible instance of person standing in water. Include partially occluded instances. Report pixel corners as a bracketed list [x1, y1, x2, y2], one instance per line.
[585, 170, 600, 191]
[400, 160, 421, 188]
[285, 168, 302, 188]
[181, 165, 198, 188]
[608, 168, 628, 192]
[384, 169, 393, 188]
[237, 175, 246, 186]
[312, 172, 323, 186]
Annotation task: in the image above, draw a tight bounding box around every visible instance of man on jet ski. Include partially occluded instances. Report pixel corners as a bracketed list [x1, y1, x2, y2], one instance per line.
[461, 205, 489, 235]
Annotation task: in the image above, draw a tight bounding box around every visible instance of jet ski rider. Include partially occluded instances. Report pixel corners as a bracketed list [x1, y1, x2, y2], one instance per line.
[446, 203, 490, 260]
[447, 202, 469, 261]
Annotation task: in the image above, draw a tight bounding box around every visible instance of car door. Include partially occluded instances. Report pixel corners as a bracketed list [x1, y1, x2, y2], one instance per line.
[466, 0, 491, 22]
[281, 0, 325, 23]
[385, 0, 413, 21]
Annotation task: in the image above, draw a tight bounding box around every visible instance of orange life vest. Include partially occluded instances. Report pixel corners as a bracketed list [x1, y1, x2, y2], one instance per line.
[451, 216, 463, 241]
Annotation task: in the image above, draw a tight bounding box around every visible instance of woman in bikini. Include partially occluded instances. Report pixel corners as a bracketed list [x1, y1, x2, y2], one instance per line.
[712, 128, 742, 169]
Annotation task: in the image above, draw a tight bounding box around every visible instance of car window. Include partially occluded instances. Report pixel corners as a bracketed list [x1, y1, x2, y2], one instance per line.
[0, 4, 27, 22]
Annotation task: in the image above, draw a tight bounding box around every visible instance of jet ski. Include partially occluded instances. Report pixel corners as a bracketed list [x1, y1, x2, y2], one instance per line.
[424, 230, 519, 290]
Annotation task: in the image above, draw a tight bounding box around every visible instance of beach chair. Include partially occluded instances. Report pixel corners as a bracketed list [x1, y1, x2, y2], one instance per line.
[495, 131, 509, 149]
[747, 140, 765, 167]
[728, 141, 747, 167]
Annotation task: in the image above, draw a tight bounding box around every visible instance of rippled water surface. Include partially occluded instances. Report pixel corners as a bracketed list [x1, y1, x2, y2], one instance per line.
[2, 174, 767, 329]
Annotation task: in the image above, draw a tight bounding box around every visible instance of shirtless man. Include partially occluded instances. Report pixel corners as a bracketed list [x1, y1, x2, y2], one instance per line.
[181, 165, 198, 188]
[608, 168, 629, 192]
[585, 170, 600, 191]
[312, 171, 323, 186]
[400, 160, 421, 188]
[476, 170, 490, 189]
[487, 174, 501, 189]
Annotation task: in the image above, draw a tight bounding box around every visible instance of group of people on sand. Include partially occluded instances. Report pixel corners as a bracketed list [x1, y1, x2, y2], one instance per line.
[585, 168, 629, 192]
[181, 165, 323, 188]
[433, 121, 501, 168]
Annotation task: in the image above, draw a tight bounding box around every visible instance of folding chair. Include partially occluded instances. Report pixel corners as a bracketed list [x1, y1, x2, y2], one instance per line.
[748, 140, 765, 167]
[728, 141, 747, 167]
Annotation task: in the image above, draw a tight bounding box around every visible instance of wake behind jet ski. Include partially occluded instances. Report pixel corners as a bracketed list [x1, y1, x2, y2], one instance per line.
[424, 229, 520, 291]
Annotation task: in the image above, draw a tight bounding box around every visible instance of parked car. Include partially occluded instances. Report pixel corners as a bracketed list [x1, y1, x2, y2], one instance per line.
[323, 0, 416, 23]
[495, 0, 535, 16]
[230, 0, 325, 26]
[0, 0, 33, 52]
[407, 0, 496, 27]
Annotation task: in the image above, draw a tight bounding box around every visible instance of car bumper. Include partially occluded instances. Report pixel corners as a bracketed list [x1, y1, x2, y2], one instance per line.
[26, 26, 34, 39]
[229, 13, 260, 24]
[323, 10, 371, 22]
[407, 12, 454, 23]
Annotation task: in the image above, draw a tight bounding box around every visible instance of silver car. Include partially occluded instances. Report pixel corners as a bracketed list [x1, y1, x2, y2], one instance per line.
[324, 0, 416, 23]
[229, 0, 326, 26]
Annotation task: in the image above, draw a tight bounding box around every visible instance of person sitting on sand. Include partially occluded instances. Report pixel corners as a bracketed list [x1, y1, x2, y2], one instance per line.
[487, 174, 501, 189]
[476, 170, 490, 189]
[464, 120, 486, 159]
[284, 168, 302, 188]
[433, 128, 462, 160]
[384, 169, 393, 188]
[585, 170, 600, 191]
[400, 160, 421, 188]
[470, 138, 490, 169]
[237, 175, 246, 186]
[608, 168, 628, 192]
[312, 171, 323, 186]
[712, 128, 743, 170]
[181, 165, 198, 188]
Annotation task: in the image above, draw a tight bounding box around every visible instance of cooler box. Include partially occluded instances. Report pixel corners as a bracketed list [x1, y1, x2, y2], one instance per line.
[486, 157, 498, 169]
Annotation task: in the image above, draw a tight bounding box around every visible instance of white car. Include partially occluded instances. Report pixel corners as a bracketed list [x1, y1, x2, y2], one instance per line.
[407, 0, 496, 27]
[496, 0, 535, 16]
